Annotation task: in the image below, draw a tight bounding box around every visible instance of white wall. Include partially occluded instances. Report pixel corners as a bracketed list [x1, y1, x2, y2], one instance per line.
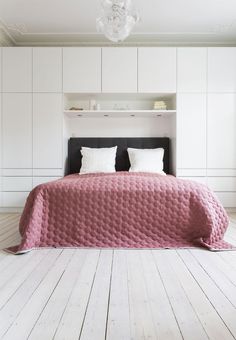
[65, 117, 172, 138]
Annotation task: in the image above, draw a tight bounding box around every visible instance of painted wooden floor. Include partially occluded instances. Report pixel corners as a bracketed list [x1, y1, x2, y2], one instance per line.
[0, 214, 236, 340]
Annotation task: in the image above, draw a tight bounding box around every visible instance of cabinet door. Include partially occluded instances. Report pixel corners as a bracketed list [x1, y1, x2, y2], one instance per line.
[33, 177, 61, 188]
[138, 48, 176, 93]
[177, 48, 207, 92]
[33, 93, 62, 169]
[2, 93, 32, 168]
[2, 177, 32, 191]
[207, 94, 236, 168]
[0, 92, 1, 207]
[2, 47, 32, 92]
[63, 48, 101, 93]
[208, 48, 236, 92]
[0, 48, 2, 92]
[177, 94, 206, 169]
[33, 48, 62, 92]
[102, 48, 137, 93]
[2, 192, 29, 208]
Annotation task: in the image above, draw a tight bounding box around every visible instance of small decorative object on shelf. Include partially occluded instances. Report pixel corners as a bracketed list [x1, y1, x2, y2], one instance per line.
[153, 101, 167, 110]
[69, 107, 84, 111]
[89, 99, 97, 110]
[94, 103, 101, 110]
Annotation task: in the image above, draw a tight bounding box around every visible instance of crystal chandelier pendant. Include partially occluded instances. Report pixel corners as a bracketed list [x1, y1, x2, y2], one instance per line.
[96, 0, 140, 43]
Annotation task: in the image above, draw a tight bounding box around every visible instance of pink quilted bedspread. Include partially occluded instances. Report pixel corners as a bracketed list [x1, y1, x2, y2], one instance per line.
[8, 172, 233, 254]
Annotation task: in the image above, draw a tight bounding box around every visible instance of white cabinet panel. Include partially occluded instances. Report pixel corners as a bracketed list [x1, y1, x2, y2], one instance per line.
[177, 94, 206, 169]
[102, 48, 137, 93]
[177, 48, 207, 92]
[207, 177, 236, 192]
[138, 48, 176, 93]
[208, 48, 236, 92]
[32, 169, 63, 176]
[33, 48, 62, 92]
[0, 48, 2, 92]
[207, 94, 236, 169]
[214, 192, 236, 208]
[2, 169, 32, 176]
[177, 169, 207, 177]
[63, 48, 101, 93]
[2, 94, 32, 169]
[33, 177, 61, 188]
[2, 47, 32, 92]
[0, 91, 1, 207]
[3, 177, 32, 191]
[2, 192, 29, 207]
[33, 94, 62, 169]
[207, 169, 236, 177]
[178, 177, 207, 185]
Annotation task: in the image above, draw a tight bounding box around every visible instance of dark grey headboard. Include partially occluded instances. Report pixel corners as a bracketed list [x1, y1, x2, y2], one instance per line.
[68, 137, 170, 174]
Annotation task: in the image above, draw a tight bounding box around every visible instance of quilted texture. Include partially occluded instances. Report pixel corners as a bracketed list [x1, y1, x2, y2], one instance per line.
[7, 172, 233, 254]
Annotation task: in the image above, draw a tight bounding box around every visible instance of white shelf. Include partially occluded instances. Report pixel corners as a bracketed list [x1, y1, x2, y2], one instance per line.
[64, 109, 176, 118]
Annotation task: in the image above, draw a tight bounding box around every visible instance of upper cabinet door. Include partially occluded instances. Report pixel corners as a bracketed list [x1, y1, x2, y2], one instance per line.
[102, 48, 137, 93]
[208, 48, 236, 92]
[138, 48, 176, 93]
[2, 93, 32, 168]
[177, 48, 207, 93]
[33, 48, 62, 92]
[2, 48, 32, 92]
[208, 94, 236, 169]
[33, 93, 62, 169]
[63, 48, 101, 93]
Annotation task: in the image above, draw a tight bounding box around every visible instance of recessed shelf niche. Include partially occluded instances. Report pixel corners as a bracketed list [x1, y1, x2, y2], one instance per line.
[64, 93, 176, 118]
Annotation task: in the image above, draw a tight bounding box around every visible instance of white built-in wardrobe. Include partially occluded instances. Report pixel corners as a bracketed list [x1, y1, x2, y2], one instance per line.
[0, 47, 236, 209]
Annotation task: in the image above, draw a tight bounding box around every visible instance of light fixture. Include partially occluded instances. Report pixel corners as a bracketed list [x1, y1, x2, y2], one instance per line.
[96, 0, 140, 43]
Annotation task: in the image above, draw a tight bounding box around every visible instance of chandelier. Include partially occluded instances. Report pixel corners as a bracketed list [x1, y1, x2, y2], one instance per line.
[96, 0, 140, 43]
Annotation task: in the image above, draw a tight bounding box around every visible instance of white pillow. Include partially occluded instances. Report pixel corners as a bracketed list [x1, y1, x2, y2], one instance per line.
[80, 146, 117, 174]
[128, 148, 166, 174]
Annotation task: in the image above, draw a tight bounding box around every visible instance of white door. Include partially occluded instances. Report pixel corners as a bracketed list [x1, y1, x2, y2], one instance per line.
[207, 94, 236, 169]
[2, 47, 32, 92]
[177, 93, 207, 169]
[138, 48, 176, 93]
[208, 48, 236, 92]
[63, 48, 101, 93]
[102, 48, 137, 93]
[2, 93, 32, 169]
[33, 93, 62, 169]
[177, 48, 207, 93]
[33, 48, 62, 92]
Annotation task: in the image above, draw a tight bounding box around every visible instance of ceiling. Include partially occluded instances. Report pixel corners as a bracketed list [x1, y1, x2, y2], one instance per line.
[1, 0, 236, 46]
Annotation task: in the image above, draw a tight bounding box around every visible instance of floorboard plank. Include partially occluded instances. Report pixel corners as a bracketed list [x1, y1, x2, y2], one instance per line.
[140, 250, 183, 340]
[0, 250, 50, 309]
[106, 250, 131, 340]
[166, 250, 234, 339]
[178, 249, 236, 338]
[152, 250, 209, 340]
[79, 250, 113, 340]
[190, 249, 236, 308]
[53, 250, 100, 340]
[27, 249, 90, 340]
[2, 250, 74, 340]
[127, 250, 160, 340]
[0, 249, 62, 338]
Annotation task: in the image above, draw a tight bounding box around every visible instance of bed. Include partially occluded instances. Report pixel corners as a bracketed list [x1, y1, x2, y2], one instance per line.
[8, 137, 233, 254]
